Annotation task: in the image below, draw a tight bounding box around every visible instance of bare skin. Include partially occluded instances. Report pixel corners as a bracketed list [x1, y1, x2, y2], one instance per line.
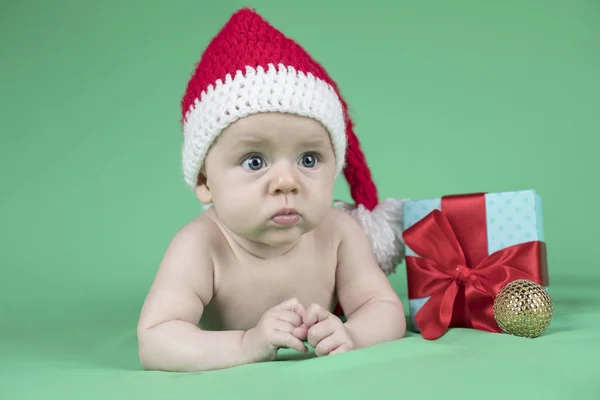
[136, 113, 406, 372]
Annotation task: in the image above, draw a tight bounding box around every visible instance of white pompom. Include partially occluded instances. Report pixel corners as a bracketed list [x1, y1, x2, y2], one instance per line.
[334, 198, 407, 276]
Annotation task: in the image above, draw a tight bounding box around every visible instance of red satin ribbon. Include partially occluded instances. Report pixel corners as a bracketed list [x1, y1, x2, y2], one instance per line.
[403, 193, 549, 340]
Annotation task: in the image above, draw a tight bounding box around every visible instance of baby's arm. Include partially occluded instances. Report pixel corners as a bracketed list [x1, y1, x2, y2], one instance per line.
[334, 210, 407, 348]
[136, 220, 250, 372]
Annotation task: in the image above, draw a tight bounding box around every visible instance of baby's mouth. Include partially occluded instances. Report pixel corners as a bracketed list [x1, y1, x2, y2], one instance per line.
[271, 208, 301, 226]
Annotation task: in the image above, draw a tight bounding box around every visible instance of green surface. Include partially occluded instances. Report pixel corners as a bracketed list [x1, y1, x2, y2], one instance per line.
[1, 0, 599, 398]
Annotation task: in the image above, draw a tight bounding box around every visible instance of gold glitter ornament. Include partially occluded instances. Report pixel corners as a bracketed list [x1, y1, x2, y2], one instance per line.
[493, 279, 553, 338]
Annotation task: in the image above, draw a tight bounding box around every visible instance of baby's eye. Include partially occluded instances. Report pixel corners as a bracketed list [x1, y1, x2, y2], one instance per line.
[242, 155, 266, 170]
[299, 153, 319, 168]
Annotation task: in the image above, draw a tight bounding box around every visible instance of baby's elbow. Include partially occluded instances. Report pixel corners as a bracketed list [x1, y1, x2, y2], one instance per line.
[138, 351, 154, 371]
[136, 327, 160, 371]
[137, 338, 152, 370]
[396, 315, 407, 340]
[396, 302, 407, 338]
[137, 342, 167, 371]
[385, 297, 407, 340]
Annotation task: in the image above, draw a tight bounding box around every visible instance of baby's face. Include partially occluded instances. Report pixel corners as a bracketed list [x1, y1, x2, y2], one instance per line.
[199, 112, 338, 247]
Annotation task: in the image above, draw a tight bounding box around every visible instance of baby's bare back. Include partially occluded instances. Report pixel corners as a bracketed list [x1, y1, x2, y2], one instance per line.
[200, 213, 340, 332]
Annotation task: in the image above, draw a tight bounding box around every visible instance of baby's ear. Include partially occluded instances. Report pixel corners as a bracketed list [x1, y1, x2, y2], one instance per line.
[195, 172, 212, 204]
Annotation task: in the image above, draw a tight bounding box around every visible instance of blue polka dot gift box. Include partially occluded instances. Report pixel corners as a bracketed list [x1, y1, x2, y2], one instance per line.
[401, 190, 549, 340]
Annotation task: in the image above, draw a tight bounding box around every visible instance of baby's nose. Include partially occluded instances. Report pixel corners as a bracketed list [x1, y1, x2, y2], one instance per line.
[269, 166, 300, 194]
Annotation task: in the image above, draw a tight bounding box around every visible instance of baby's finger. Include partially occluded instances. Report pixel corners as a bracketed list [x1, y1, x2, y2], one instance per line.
[314, 333, 344, 357]
[277, 298, 305, 316]
[304, 303, 330, 328]
[276, 310, 303, 327]
[307, 320, 336, 348]
[329, 343, 352, 356]
[296, 302, 306, 319]
[272, 330, 308, 354]
[272, 318, 296, 334]
[292, 324, 308, 341]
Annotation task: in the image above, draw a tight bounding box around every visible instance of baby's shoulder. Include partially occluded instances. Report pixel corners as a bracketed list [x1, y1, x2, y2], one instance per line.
[315, 206, 362, 240]
[148, 210, 224, 306]
[167, 208, 227, 259]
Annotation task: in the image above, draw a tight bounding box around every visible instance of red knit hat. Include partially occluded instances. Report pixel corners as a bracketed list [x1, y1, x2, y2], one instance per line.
[180, 8, 405, 275]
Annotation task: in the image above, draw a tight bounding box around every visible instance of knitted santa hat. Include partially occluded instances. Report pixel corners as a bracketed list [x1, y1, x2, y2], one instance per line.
[180, 8, 405, 275]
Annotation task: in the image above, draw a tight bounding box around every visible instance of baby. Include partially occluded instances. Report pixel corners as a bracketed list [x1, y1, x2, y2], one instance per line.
[137, 8, 407, 372]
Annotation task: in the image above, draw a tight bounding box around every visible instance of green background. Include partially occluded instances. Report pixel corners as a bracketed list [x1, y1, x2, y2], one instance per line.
[1, 0, 599, 398]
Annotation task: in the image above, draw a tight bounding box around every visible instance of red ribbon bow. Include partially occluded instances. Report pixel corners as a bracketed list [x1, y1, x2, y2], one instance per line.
[402, 193, 549, 340]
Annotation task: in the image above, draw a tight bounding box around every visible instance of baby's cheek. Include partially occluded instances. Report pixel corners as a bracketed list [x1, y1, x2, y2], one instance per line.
[232, 192, 265, 219]
[315, 182, 334, 207]
[308, 194, 334, 222]
[222, 194, 252, 216]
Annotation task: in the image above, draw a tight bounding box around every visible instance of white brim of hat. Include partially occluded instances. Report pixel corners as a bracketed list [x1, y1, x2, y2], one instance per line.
[181, 62, 347, 189]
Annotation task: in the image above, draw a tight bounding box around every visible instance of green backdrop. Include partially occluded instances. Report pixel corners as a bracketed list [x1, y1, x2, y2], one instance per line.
[1, 0, 599, 398]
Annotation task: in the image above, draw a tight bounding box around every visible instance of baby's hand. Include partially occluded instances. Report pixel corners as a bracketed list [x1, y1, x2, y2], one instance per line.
[242, 298, 308, 362]
[303, 303, 354, 356]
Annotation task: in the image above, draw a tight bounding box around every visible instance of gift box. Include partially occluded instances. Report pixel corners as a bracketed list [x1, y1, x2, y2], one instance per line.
[401, 189, 549, 340]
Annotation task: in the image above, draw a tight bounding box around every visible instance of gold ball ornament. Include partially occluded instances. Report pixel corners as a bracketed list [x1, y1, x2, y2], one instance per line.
[493, 279, 553, 338]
